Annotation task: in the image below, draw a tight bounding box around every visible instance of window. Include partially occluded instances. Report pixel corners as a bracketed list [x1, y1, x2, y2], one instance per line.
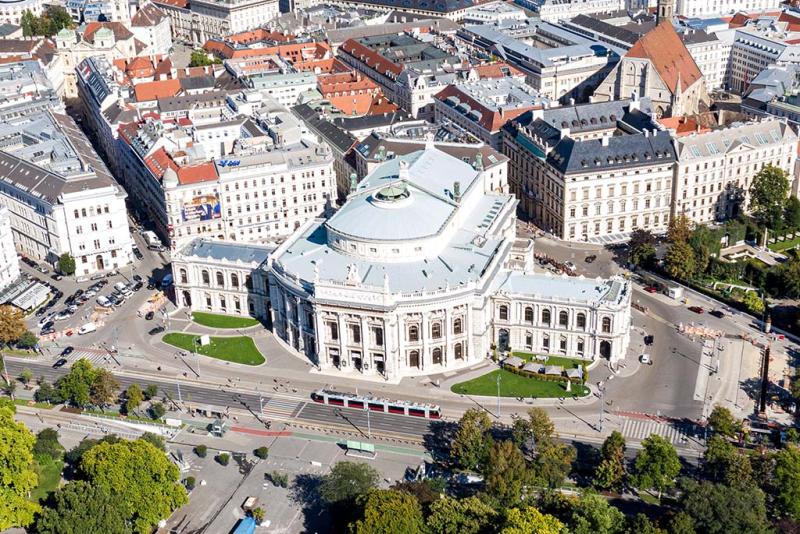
[499, 305, 508, 321]
[350, 324, 361, 344]
[559, 311, 568, 327]
[216, 271, 224, 287]
[408, 325, 419, 342]
[179, 269, 187, 284]
[542, 334, 550, 351]
[231, 273, 239, 288]
[577, 313, 586, 330]
[453, 317, 463, 335]
[542, 309, 551, 325]
[577, 338, 584, 355]
[524, 307, 533, 323]
[431, 322, 442, 339]
[220, 297, 226, 311]
[525, 332, 533, 348]
[432, 347, 443, 365]
[602, 317, 612, 333]
[454, 343, 463, 359]
[201, 270, 210, 286]
[559, 336, 567, 353]
[328, 322, 338, 341]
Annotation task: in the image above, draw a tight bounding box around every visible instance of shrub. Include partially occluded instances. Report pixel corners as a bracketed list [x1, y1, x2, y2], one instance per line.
[149, 402, 166, 420]
[194, 444, 207, 458]
[184, 476, 196, 490]
[216, 453, 230, 466]
[267, 470, 289, 488]
[144, 384, 158, 400]
[254, 446, 269, 460]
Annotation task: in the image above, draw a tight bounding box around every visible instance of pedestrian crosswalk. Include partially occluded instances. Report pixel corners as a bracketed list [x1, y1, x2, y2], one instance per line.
[56, 347, 111, 366]
[261, 397, 300, 419]
[622, 417, 700, 445]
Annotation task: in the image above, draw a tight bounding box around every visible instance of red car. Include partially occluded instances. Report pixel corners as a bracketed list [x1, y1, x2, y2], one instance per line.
[644, 286, 658, 293]
[688, 306, 704, 314]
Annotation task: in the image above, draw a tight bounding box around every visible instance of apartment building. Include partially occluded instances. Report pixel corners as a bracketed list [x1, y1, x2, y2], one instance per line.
[0, 207, 20, 291]
[153, 0, 280, 46]
[503, 97, 676, 242]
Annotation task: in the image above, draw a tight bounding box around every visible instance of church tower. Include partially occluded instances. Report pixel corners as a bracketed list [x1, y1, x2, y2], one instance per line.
[657, 0, 675, 24]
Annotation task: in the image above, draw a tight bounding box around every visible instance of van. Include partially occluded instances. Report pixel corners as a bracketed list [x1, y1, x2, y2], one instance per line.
[78, 323, 97, 335]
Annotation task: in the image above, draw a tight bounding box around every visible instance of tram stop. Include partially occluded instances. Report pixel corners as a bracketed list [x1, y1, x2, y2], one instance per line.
[344, 440, 376, 459]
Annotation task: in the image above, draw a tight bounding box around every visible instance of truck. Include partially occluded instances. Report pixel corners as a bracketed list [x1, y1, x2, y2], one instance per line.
[142, 231, 163, 251]
[78, 322, 97, 335]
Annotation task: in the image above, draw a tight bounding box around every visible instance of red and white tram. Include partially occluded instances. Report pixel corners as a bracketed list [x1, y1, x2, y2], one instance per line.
[311, 389, 441, 419]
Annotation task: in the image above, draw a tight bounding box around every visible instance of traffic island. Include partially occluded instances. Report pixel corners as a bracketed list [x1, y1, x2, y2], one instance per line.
[451, 368, 589, 398]
[189, 312, 261, 329]
[162, 332, 265, 365]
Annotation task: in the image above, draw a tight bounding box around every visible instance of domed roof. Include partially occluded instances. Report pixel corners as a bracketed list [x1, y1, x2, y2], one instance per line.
[374, 182, 410, 202]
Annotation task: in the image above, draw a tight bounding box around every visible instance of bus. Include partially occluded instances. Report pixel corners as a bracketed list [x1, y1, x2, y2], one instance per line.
[311, 389, 441, 419]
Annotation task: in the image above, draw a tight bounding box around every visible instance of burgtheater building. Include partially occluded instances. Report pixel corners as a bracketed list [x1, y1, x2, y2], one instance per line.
[266, 146, 631, 380]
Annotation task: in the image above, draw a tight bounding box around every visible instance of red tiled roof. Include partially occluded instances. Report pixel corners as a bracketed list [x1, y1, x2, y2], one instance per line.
[134, 78, 181, 101]
[152, 0, 188, 8]
[434, 85, 541, 133]
[657, 116, 710, 137]
[340, 39, 402, 78]
[225, 28, 294, 45]
[84, 21, 134, 43]
[177, 162, 217, 185]
[131, 2, 167, 26]
[318, 71, 379, 95]
[203, 40, 331, 61]
[144, 147, 176, 178]
[626, 21, 703, 94]
[472, 62, 524, 79]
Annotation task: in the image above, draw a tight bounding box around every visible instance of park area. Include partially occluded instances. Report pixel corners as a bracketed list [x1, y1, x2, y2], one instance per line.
[451, 352, 589, 398]
[162, 333, 265, 365]
[190, 312, 261, 329]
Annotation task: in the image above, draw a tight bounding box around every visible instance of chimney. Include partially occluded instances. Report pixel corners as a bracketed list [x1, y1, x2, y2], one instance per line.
[569, 97, 575, 106]
[560, 127, 570, 139]
[601, 136, 610, 147]
[453, 181, 461, 202]
[644, 129, 649, 138]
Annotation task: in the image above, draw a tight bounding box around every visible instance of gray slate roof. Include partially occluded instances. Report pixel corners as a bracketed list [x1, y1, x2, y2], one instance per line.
[180, 238, 272, 265]
[546, 130, 676, 174]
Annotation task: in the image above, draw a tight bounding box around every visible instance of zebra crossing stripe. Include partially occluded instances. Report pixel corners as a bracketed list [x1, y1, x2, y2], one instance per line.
[622, 418, 692, 445]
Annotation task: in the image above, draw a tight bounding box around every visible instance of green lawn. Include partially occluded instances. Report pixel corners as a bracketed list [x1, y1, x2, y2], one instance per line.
[511, 351, 587, 369]
[31, 458, 63, 502]
[191, 312, 261, 329]
[14, 399, 54, 410]
[451, 369, 588, 398]
[162, 333, 265, 365]
[768, 236, 800, 252]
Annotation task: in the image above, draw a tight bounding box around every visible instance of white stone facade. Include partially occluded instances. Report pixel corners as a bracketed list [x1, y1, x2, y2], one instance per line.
[675, 0, 779, 18]
[0, 0, 45, 25]
[0, 206, 20, 291]
[172, 239, 271, 320]
[154, 0, 279, 46]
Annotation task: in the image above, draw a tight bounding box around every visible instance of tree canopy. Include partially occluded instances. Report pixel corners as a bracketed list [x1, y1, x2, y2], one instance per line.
[664, 241, 697, 280]
[78, 438, 187, 533]
[0, 404, 40, 529]
[631, 434, 681, 498]
[680, 480, 770, 534]
[569, 493, 626, 534]
[707, 405, 739, 437]
[594, 431, 626, 491]
[57, 253, 76, 276]
[483, 440, 530, 507]
[749, 164, 790, 229]
[34, 480, 132, 534]
[452, 408, 493, 470]
[0, 305, 26, 345]
[57, 359, 119, 408]
[426, 495, 495, 534]
[21, 6, 72, 37]
[320, 461, 380, 505]
[502, 506, 565, 534]
[774, 445, 800, 520]
[350, 489, 425, 534]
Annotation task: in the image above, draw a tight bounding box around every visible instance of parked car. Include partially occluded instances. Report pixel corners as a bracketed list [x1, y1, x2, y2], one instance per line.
[96, 295, 111, 307]
[61, 346, 74, 356]
[639, 354, 652, 365]
[41, 327, 55, 336]
[564, 261, 576, 272]
[145, 311, 155, 320]
[90, 273, 105, 281]
[132, 274, 143, 283]
[149, 326, 165, 335]
[54, 311, 71, 321]
[644, 286, 658, 293]
[710, 310, 725, 319]
[688, 306, 705, 314]
[51, 273, 63, 281]
[133, 281, 143, 291]
[644, 335, 654, 346]
[36, 264, 48, 274]
[52, 358, 68, 368]
[585, 255, 597, 263]
[133, 248, 143, 260]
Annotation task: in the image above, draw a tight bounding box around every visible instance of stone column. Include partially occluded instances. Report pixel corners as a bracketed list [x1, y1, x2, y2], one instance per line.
[295, 297, 305, 353]
[444, 308, 451, 366]
[420, 311, 428, 371]
[395, 314, 405, 378]
[360, 315, 368, 373]
[337, 313, 347, 368]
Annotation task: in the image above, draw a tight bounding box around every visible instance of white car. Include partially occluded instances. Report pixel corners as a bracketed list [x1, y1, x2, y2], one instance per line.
[78, 323, 96, 335]
[38, 314, 56, 328]
[564, 261, 576, 272]
[639, 353, 652, 365]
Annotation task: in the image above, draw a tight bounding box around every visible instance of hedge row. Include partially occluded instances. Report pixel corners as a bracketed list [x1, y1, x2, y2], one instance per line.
[502, 363, 583, 384]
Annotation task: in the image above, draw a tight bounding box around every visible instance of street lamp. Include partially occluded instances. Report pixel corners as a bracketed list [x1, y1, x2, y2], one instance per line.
[496, 371, 501, 418]
[598, 382, 606, 433]
[364, 405, 371, 439]
[192, 337, 201, 377]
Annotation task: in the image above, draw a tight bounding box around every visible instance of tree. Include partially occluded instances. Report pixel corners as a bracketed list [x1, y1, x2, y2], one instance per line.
[502, 506, 565, 534]
[664, 241, 696, 280]
[194, 444, 207, 458]
[189, 49, 220, 67]
[90, 369, 119, 408]
[319, 461, 379, 505]
[0, 305, 25, 345]
[79, 438, 188, 534]
[626, 514, 665, 534]
[350, 489, 425, 534]
[33, 481, 131, 534]
[0, 405, 40, 529]
[251, 506, 264, 523]
[680, 480, 770, 534]
[15, 331, 38, 349]
[57, 358, 96, 407]
[35, 380, 62, 404]
[19, 368, 33, 387]
[451, 408, 492, 470]
[569, 493, 626, 534]
[749, 164, 790, 228]
[707, 405, 739, 437]
[426, 496, 496, 534]
[630, 242, 657, 268]
[535, 441, 576, 489]
[772, 258, 800, 298]
[149, 402, 166, 420]
[668, 213, 692, 243]
[57, 253, 76, 276]
[184, 476, 196, 491]
[216, 453, 230, 466]
[254, 446, 269, 459]
[33, 427, 64, 461]
[774, 444, 800, 519]
[786, 196, 800, 230]
[139, 432, 165, 451]
[527, 407, 555, 446]
[631, 434, 681, 498]
[124, 384, 143, 414]
[144, 384, 158, 400]
[20, 6, 72, 37]
[664, 512, 696, 534]
[3, 379, 17, 398]
[483, 440, 530, 507]
[64, 435, 120, 466]
[594, 431, 626, 491]
[742, 290, 765, 315]
[703, 436, 752, 488]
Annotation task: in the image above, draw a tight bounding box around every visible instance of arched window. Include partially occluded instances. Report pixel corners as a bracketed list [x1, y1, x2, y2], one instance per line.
[542, 309, 551, 325]
[432, 347, 442, 365]
[231, 273, 239, 288]
[409, 350, 420, 368]
[431, 322, 442, 339]
[454, 342, 463, 359]
[525, 332, 533, 348]
[499, 305, 508, 321]
[559, 336, 567, 353]
[542, 334, 550, 351]
[216, 271, 224, 287]
[201, 270, 210, 286]
[453, 317, 463, 335]
[577, 313, 586, 330]
[559, 311, 568, 327]
[577, 338, 585, 355]
[524, 307, 533, 323]
[179, 269, 187, 284]
[602, 317, 612, 333]
[245, 275, 253, 289]
[408, 325, 419, 342]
